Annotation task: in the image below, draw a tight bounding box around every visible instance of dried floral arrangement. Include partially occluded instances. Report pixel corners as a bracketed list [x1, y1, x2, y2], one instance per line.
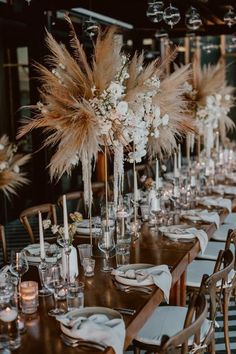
[0, 135, 30, 198]
[17, 17, 195, 207]
[43, 211, 83, 243]
[185, 54, 235, 155]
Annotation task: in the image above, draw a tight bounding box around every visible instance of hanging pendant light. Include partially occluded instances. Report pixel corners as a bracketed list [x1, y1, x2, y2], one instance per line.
[146, 1, 164, 23]
[185, 6, 202, 30]
[223, 8, 236, 28]
[163, 3, 181, 28]
[82, 18, 99, 38]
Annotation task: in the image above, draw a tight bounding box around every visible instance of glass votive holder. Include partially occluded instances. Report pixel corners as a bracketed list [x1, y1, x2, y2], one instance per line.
[20, 281, 38, 314]
[66, 281, 84, 311]
[140, 204, 150, 221]
[82, 258, 95, 277]
[115, 244, 130, 268]
[77, 244, 93, 265]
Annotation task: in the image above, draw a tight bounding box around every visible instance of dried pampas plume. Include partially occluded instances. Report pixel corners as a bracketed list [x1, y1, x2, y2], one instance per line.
[0, 135, 30, 198]
[192, 53, 235, 141]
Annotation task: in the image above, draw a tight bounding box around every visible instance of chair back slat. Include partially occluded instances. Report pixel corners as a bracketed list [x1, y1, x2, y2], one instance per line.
[19, 203, 57, 243]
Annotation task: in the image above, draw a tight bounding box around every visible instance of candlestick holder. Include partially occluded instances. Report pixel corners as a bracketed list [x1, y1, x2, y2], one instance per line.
[38, 259, 53, 296]
[57, 236, 72, 286]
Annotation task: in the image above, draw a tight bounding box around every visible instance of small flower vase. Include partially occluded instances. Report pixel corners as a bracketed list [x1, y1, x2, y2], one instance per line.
[61, 245, 78, 282]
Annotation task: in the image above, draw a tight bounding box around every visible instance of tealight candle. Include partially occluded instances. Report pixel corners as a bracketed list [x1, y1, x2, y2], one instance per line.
[0, 307, 17, 322]
[20, 281, 38, 314]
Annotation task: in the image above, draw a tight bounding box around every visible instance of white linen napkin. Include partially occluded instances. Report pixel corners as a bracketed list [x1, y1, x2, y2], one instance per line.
[161, 227, 208, 255]
[200, 196, 232, 212]
[226, 173, 236, 183]
[113, 265, 172, 303]
[213, 185, 236, 196]
[182, 209, 220, 228]
[57, 313, 125, 354]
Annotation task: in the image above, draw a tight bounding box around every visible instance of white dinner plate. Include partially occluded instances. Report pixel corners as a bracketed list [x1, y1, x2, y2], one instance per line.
[115, 263, 154, 286]
[23, 243, 61, 263]
[60, 307, 122, 338]
[159, 225, 196, 242]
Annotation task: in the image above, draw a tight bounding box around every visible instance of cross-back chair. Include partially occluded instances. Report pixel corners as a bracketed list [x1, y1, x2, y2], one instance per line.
[19, 203, 57, 244]
[0, 225, 7, 264]
[132, 248, 234, 354]
[132, 287, 210, 354]
[158, 292, 208, 354]
[186, 248, 235, 354]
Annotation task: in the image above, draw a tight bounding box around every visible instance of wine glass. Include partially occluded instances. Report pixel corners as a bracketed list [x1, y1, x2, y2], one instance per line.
[9, 251, 29, 292]
[98, 224, 115, 272]
[43, 263, 66, 317]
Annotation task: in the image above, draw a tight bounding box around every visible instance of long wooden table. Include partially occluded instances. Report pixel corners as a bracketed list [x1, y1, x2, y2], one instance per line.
[16, 206, 229, 353]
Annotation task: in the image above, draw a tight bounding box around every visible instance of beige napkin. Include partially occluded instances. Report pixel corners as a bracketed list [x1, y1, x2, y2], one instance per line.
[200, 196, 232, 213]
[160, 226, 208, 255]
[113, 265, 172, 303]
[213, 185, 236, 196]
[182, 209, 220, 228]
[57, 313, 125, 354]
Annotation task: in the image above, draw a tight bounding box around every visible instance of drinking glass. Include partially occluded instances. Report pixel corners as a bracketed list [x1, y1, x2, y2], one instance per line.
[44, 264, 66, 317]
[98, 225, 115, 272]
[9, 251, 29, 293]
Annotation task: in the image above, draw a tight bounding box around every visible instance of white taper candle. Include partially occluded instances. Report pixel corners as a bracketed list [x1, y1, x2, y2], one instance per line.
[63, 194, 70, 240]
[178, 144, 181, 170]
[155, 158, 159, 190]
[38, 211, 45, 260]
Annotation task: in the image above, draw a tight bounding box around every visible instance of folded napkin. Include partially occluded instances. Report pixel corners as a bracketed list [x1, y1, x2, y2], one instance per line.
[57, 313, 125, 354]
[226, 173, 236, 183]
[24, 243, 61, 263]
[182, 209, 220, 228]
[113, 265, 172, 303]
[24, 243, 50, 256]
[161, 226, 208, 255]
[213, 185, 236, 196]
[200, 196, 232, 213]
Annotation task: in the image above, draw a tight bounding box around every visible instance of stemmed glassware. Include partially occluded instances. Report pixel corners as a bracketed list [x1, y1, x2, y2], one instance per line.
[43, 263, 66, 317]
[57, 235, 72, 286]
[98, 224, 115, 272]
[9, 251, 29, 293]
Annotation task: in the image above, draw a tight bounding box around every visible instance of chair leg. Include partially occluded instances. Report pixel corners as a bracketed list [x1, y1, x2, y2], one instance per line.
[223, 289, 231, 354]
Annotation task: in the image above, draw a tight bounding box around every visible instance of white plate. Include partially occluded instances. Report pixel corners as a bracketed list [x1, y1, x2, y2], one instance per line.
[182, 215, 202, 222]
[60, 307, 122, 338]
[77, 227, 101, 236]
[24, 243, 61, 263]
[115, 263, 154, 286]
[159, 225, 195, 242]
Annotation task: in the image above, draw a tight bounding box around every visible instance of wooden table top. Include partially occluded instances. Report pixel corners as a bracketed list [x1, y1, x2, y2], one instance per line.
[16, 206, 229, 354]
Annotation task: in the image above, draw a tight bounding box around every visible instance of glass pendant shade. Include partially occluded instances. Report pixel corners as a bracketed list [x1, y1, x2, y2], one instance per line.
[163, 4, 181, 28]
[223, 8, 236, 28]
[185, 7, 202, 30]
[82, 19, 99, 37]
[146, 1, 164, 23]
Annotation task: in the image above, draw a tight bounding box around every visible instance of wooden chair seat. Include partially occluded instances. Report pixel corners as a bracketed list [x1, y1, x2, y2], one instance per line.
[187, 248, 235, 354]
[19, 203, 57, 244]
[133, 292, 209, 354]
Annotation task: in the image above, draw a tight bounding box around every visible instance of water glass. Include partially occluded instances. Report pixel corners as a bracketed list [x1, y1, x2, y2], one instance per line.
[66, 281, 84, 311]
[115, 244, 130, 268]
[82, 258, 95, 277]
[77, 244, 92, 265]
[140, 204, 150, 221]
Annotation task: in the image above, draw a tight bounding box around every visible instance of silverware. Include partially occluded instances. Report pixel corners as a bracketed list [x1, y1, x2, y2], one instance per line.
[60, 333, 106, 350]
[113, 307, 136, 315]
[113, 280, 152, 294]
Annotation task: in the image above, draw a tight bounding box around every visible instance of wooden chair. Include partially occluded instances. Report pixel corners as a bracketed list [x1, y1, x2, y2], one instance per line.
[132, 290, 209, 354]
[132, 249, 234, 354]
[19, 203, 57, 244]
[186, 248, 235, 354]
[57, 191, 86, 215]
[0, 225, 7, 264]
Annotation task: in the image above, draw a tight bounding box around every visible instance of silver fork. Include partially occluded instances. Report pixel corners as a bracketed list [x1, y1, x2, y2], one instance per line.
[60, 333, 107, 350]
[113, 280, 152, 294]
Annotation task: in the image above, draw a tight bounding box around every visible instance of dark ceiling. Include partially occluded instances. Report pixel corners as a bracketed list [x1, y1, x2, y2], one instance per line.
[39, 0, 236, 37]
[0, 0, 236, 41]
